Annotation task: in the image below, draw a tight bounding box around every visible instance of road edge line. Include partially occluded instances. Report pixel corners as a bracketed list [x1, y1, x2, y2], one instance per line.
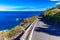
[28, 19, 38, 40]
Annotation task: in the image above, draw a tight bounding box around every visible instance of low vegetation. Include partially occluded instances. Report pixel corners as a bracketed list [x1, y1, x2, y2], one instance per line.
[43, 4, 60, 25]
[8, 16, 38, 37]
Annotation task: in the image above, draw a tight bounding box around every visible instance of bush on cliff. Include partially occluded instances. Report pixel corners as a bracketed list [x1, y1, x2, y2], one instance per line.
[43, 5, 60, 25]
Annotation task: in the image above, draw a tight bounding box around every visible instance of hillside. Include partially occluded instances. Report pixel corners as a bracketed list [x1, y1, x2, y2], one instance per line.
[43, 5, 60, 25]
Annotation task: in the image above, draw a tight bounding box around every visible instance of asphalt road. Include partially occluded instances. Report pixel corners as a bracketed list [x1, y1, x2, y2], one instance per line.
[31, 19, 60, 40]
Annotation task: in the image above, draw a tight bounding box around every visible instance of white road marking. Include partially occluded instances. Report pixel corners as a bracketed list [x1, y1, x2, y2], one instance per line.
[28, 19, 38, 40]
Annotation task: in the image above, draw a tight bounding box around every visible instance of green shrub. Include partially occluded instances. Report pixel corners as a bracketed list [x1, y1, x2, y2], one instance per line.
[43, 5, 60, 25]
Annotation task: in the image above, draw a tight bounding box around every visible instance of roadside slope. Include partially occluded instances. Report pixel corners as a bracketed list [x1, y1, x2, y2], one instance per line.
[43, 5, 60, 25]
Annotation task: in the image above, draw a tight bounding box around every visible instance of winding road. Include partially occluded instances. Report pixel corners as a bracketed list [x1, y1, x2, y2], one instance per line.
[31, 19, 60, 40]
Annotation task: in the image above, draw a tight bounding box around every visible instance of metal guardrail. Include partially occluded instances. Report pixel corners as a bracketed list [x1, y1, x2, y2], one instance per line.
[20, 19, 38, 40]
[27, 19, 38, 40]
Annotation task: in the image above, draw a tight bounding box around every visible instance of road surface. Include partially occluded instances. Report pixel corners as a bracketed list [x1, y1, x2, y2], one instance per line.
[31, 19, 60, 40]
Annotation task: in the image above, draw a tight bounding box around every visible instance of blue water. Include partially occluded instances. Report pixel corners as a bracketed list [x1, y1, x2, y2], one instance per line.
[0, 11, 42, 31]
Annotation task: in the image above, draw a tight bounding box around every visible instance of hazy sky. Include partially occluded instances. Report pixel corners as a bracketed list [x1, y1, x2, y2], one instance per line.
[0, 0, 60, 11]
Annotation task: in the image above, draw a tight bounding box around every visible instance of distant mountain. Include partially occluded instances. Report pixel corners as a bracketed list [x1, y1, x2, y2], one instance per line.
[43, 5, 60, 25]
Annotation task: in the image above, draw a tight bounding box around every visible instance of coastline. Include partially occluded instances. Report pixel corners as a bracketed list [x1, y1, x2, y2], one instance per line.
[0, 20, 24, 33]
[0, 16, 38, 40]
[0, 30, 8, 32]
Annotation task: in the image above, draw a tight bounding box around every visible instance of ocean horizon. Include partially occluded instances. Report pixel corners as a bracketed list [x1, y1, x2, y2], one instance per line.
[0, 11, 42, 31]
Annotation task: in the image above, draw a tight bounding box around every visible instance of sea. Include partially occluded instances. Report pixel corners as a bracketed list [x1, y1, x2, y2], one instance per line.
[0, 11, 42, 31]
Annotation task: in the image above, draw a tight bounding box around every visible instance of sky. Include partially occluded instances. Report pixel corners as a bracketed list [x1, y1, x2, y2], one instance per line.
[0, 0, 60, 11]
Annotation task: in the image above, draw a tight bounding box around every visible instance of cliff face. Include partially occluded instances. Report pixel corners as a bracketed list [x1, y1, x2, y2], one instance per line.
[43, 5, 60, 25]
